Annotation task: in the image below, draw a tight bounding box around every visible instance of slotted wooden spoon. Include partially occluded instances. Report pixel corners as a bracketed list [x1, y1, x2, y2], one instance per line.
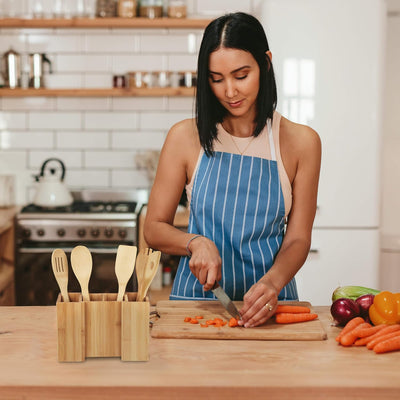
[135, 247, 150, 301]
[51, 248, 70, 302]
[137, 249, 161, 302]
[70, 245, 93, 301]
[115, 244, 137, 301]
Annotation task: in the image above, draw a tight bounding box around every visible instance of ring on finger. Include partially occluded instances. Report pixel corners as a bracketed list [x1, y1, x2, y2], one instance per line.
[264, 302, 273, 312]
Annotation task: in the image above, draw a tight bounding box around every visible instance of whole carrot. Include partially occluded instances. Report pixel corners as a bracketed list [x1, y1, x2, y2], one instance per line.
[275, 313, 318, 324]
[340, 322, 371, 347]
[373, 335, 400, 354]
[365, 325, 400, 349]
[275, 305, 310, 314]
[335, 317, 364, 342]
[354, 323, 385, 338]
[367, 330, 400, 350]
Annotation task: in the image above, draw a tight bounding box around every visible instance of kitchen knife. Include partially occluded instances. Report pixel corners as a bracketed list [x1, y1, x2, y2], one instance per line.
[211, 283, 241, 320]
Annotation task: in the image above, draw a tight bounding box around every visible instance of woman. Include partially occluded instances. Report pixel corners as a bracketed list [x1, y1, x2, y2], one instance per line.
[144, 12, 321, 328]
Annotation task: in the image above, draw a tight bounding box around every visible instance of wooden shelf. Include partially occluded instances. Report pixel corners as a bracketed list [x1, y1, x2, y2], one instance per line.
[0, 87, 195, 97]
[0, 17, 211, 29]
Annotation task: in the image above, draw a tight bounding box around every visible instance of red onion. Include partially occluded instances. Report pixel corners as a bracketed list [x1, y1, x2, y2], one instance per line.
[330, 298, 360, 326]
[355, 294, 375, 318]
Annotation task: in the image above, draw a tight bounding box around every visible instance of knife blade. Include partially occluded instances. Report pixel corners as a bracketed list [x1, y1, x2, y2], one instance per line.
[211, 283, 241, 320]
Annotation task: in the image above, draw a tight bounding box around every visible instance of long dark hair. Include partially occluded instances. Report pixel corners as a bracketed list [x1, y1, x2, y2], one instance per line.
[196, 12, 277, 156]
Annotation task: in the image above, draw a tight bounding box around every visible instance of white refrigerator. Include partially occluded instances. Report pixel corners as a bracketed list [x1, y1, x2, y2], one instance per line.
[259, 0, 386, 304]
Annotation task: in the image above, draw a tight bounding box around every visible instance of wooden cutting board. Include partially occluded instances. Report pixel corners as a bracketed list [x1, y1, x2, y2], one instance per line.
[151, 300, 327, 341]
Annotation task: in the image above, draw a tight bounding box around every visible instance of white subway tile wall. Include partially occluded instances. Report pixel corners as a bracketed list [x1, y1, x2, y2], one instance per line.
[0, 0, 256, 203]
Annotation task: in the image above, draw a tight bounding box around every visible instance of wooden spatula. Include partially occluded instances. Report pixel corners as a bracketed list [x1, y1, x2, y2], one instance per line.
[137, 249, 161, 302]
[51, 248, 70, 302]
[70, 245, 92, 302]
[115, 244, 137, 301]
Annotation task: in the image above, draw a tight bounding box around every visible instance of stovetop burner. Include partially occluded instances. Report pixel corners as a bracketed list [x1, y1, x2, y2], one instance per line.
[20, 201, 138, 214]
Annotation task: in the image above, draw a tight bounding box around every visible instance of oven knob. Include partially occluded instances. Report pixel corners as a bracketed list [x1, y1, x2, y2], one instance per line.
[104, 228, 114, 238]
[77, 229, 86, 238]
[118, 229, 127, 239]
[57, 228, 66, 237]
[22, 229, 31, 238]
[37, 229, 45, 237]
[91, 228, 100, 238]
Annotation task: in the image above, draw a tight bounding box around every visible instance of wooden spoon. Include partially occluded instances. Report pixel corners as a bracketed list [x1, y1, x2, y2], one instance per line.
[51, 248, 69, 302]
[115, 245, 137, 301]
[137, 249, 161, 302]
[70, 245, 92, 301]
[135, 248, 150, 301]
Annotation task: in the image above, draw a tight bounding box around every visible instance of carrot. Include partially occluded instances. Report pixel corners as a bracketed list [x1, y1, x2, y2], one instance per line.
[340, 323, 370, 346]
[206, 319, 216, 325]
[354, 325, 388, 346]
[184, 317, 191, 322]
[200, 323, 208, 328]
[335, 317, 364, 342]
[189, 318, 199, 324]
[373, 334, 400, 354]
[365, 325, 400, 349]
[195, 315, 204, 319]
[275, 313, 318, 324]
[275, 305, 310, 314]
[353, 323, 385, 338]
[367, 330, 400, 350]
[229, 317, 239, 327]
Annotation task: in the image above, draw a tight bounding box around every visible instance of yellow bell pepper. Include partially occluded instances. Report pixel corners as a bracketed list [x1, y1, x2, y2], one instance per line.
[369, 291, 400, 325]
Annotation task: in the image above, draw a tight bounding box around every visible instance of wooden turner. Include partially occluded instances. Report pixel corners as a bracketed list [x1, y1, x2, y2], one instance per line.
[136, 249, 161, 302]
[51, 248, 69, 302]
[115, 244, 137, 301]
[70, 245, 92, 302]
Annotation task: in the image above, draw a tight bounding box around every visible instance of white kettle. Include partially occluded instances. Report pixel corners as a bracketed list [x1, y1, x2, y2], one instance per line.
[33, 158, 73, 207]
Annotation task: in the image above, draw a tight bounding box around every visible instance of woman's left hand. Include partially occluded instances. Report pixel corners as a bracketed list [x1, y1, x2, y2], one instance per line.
[238, 277, 279, 328]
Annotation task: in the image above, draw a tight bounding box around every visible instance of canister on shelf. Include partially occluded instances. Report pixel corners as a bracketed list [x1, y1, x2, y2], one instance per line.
[128, 71, 146, 88]
[156, 71, 170, 87]
[96, 0, 117, 17]
[179, 71, 196, 87]
[113, 74, 126, 88]
[117, 0, 137, 17]
[167, 0, 186, 18]
[139, 0, 163, 18]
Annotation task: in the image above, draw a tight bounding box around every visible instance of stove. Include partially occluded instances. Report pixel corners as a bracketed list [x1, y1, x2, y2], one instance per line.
[15, 191, 146, 306]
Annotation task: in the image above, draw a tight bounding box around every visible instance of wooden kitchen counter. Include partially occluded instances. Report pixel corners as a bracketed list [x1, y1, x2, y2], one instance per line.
[0, 306, 399, 399]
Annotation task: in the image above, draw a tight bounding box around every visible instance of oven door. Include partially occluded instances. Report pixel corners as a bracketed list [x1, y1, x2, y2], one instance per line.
[15, 243, 138, 306]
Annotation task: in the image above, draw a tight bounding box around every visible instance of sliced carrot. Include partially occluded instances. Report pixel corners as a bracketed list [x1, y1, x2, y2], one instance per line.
[229, 317, 239, 327]
[184, 317, 191, 322]
[195, 315, 204, 319]
[206, 320, 216, 325]
[275, 305, 310, 314]
[365, 325, 400, 349]
[275, 312, 318, 324]
[340, 323, 370, 347]
[214, 318, 223, 323]
[189, 318, 199, 324]
[335, 317, 364, 342]
[373, 334, 400, 354]
[367, 330, 400, 350]
[200, 323, 208, 328]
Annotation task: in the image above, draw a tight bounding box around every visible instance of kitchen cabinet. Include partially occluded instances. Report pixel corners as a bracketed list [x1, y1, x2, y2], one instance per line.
[0, 207, 17, 306]
[261, 0, 385, 303]
[0, 17, 208, 98]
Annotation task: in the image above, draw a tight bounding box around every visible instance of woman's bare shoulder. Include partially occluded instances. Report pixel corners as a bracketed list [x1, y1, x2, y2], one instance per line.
[166, 118, 199, 146]
[280, 116, 321, 155]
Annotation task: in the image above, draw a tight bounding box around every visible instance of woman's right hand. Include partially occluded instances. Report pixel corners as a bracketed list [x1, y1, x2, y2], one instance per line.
[187, 236, 222, 291]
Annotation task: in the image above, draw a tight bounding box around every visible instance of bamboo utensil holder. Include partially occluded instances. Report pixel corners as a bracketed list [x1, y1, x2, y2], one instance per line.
[56, 292, 149, 362]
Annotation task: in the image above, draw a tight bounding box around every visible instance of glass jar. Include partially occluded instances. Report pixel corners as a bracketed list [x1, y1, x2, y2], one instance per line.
[167, 0, 186, 18]
[139, 0, 163, 19]
[118, 0, 137, 17]
[96, 0, 116, 17]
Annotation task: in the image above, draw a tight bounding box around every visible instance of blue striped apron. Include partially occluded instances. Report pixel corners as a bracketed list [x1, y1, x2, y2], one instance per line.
[170, 123, 298, 301]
